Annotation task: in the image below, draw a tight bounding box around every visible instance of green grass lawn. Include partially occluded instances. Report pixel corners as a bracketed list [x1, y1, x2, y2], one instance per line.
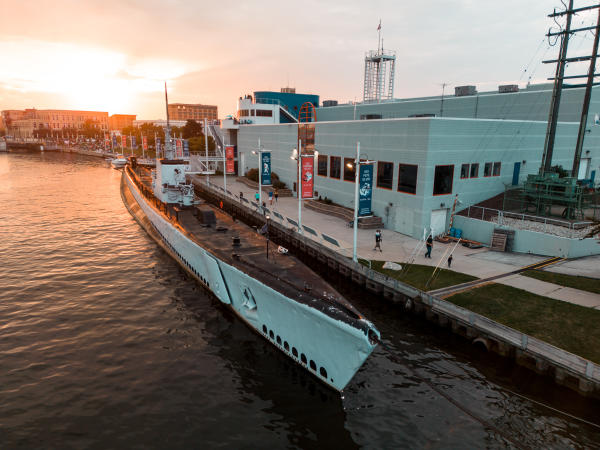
[521, 269, 600, 295]
[366, 260, 478, 291]
[448, 283, 600, 364]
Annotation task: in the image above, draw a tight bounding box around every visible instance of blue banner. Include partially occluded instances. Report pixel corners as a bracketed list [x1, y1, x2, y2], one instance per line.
[358, 163, 374, 217]
[112, 134, 117, 148]
[183, 139, 189, 157]
[261, 152, 271, 185]
[131, 136, 136, 148]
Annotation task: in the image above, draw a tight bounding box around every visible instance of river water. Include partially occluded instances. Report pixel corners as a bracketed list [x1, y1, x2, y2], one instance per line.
[1, 152, 599, 448]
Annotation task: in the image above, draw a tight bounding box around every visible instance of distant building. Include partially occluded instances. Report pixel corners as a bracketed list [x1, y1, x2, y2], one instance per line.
[167, 103, 218, 123]
[133, 119, 187, 128]
[1, 109, 109, 138]
[109, 114, 136, 131]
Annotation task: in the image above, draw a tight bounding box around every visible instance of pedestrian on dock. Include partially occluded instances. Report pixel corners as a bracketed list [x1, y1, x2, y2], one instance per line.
[274, 189, 279, 203]
[255, 192, 259, 203]
[269, 190, 273, 206]
[448, 254, 453, 268]
[373, 229, 382, 252]
[425, 235, 433, 258]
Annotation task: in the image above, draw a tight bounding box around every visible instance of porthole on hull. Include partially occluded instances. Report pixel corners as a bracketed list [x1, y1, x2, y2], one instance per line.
[309, 360, 316, 371]
[300, 353, 307, 365]
[292, 347, 298, 357]
[276, 336, 282, 345]
[269, 330, 274, 339]
[284, 341, 289, 351]
[320, 367, 327, 378]
[262, 325, 267, 334]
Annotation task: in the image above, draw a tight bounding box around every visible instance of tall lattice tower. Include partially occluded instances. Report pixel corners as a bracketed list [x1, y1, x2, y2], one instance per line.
[363, 24, 396, 102]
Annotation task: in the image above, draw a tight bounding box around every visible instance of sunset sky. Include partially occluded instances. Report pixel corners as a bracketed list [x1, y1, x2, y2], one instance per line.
[0, 1, 596, 119]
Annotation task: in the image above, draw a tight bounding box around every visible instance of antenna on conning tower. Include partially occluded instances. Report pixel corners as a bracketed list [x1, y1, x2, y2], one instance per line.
[363, 21, 396, 103]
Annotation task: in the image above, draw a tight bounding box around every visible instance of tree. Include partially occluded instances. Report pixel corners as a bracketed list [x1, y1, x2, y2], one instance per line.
[182, 120, 204, 139]
[188, 135, 215, 153]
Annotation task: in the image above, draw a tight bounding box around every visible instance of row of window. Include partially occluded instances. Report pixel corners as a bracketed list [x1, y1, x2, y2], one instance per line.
[238, 109, 273, 117]
[316, 155, 504, 196]
[261, 324, 330, 382]
[317, 155, 419, 194]
[460, 162, 501, 179]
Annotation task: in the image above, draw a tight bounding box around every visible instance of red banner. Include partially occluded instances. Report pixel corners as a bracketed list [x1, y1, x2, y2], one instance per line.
[176, 138, 183, 158]
[301, 155, 314, 199]
[121, 135, 127, 148]
[142, 136, 148, 151]
[225, 146, 235, 174]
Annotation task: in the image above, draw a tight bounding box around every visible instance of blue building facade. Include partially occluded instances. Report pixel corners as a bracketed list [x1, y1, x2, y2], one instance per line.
[254, 91, 319, 123]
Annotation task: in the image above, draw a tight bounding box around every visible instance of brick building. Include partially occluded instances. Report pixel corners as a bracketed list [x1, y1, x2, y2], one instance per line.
[109, 114, 137, 131]
[167, 103, 218, 123]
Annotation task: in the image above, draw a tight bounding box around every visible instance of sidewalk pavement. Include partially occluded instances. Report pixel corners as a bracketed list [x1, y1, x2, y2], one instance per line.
[203, 175, 600, 308]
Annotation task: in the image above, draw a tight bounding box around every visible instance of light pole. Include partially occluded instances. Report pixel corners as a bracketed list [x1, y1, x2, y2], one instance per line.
[347, 142, 374, 262]
[251, 138, 264, 210]
[266, 214, 270, 259]
[220, 145, 227, 194]
[291, 139, 302, 233]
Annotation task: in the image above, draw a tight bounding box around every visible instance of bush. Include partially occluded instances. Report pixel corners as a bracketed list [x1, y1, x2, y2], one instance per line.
[245, 169, 287, 189]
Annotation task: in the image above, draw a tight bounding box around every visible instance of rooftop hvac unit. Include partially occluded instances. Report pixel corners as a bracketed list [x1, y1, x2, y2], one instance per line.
[323, 100, 338, 107]
[499, 84, 519, 93]
[454, 85, 477, 97]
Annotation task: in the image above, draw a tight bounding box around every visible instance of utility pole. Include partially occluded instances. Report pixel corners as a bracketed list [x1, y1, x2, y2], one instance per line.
[541, 1, 600, 177]
[540, 0, 574, 175]
[572, 5, 600, 177]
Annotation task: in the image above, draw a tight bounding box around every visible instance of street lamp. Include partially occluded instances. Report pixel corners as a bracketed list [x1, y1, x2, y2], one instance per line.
[251, 138, 264, 210]
[347, 142, 375, 262]
[290, 139, 302, 233]
[265, 214, 270, 259]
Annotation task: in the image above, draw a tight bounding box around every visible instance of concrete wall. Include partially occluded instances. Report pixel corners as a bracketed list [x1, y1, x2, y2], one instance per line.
[237, 116, 586, 239]
[453, 215, 600, 258]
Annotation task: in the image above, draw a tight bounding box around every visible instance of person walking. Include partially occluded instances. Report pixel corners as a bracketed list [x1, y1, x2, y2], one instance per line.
[373, 229, 382, 252]
[274, 188, 279, 203]
[447, 254, 453, 268]
[268, 190, 273, 206]
[425, 235, 433, 258]
[254, 191, 259, 203]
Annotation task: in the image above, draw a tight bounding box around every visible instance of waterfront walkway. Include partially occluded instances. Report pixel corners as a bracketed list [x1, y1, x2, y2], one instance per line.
[203, 175, 600, 309]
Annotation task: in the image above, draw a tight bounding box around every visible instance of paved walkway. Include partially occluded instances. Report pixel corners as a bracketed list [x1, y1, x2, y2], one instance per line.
[202, 175, 600, 308]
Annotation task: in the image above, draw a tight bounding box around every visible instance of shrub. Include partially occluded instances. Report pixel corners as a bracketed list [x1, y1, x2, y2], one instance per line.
[245, 169, 287, 189]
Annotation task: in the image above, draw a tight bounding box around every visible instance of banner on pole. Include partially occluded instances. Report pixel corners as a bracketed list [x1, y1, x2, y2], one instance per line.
[183, 139, 189, 157]
[261, 152, 271, 185]
[131, 136, 136, 148]
[358, 163, 374, 217]
[301, 155, 314, 199]
[176, 138, 183, 158]
[225, 145, 235, 174]
[112, 134, 117, 148]
[121, 135, 127, 149]
[142, 136, 148, 151]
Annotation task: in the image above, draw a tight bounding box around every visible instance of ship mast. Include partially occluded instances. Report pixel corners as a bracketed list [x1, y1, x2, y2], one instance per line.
[164, 81, 174, 160]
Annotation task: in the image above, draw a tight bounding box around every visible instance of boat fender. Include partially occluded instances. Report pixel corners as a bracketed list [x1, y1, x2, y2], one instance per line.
[277, 246, 288, 254]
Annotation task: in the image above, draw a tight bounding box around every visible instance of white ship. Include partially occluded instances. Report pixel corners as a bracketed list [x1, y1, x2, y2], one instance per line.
[120, 86, 379, 391]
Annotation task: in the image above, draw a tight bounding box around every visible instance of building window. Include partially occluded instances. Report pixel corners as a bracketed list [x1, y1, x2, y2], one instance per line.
[376, 161, 394, 189]
[330, 156, 341, 179]
[493, 162, 501, 176]
[344, 158, 355, 182]
[470, 163, 479, 178]
[255, 110, 273, 117]
[484, 162, 493, 177]
[460, 164, 469, 179]
[318, 155, 328, 176]
[398, 164, 418, 194]
[433, 165, 454, 195]
[239, 110, 249, 117]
